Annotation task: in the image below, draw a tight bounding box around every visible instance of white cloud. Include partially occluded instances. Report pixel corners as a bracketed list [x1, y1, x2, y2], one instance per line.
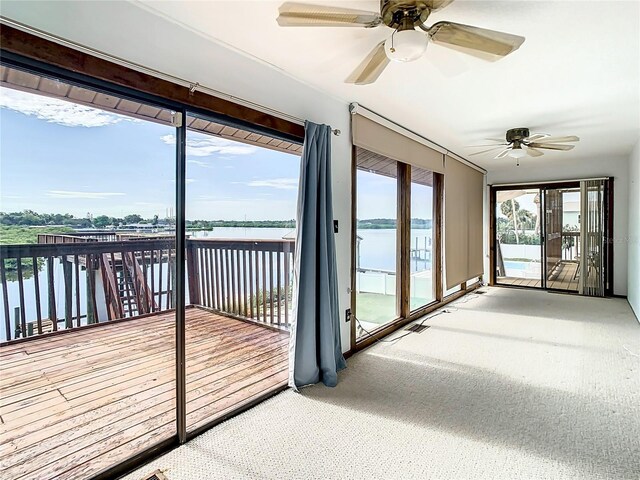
[161, 134, 257, 156]
[0, 88, 131, 127]
[246, 178, 298, 190]
[187, 159, 211, 168]
[46, 190, 126, 199]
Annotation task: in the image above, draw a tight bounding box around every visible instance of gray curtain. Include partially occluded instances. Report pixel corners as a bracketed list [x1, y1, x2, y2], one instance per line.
[289, 121, 346, 389]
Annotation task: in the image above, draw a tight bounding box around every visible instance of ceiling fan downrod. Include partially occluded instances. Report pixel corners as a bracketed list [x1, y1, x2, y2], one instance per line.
[381, 1, 431, 29]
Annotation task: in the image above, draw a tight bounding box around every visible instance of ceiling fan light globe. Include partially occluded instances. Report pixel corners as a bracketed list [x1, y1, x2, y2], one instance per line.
[508, 147, 527, 159]
[384, 29, 428, 62]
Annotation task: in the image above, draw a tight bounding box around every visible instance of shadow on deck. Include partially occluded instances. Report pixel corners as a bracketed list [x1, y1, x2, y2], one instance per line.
[0, 307, 289, 480]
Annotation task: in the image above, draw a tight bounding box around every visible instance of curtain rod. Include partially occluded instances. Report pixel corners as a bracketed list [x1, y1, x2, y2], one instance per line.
[350, 103, 487, 174]
[0, 17, 341, 136]
[491, 177, 610, 187]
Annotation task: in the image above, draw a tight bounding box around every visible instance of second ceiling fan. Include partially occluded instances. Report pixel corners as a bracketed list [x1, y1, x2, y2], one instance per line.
[277, 0, 525, 84]
[469, 128, 580, 166]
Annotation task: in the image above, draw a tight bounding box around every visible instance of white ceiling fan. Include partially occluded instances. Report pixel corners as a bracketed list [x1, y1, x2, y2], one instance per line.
[276, 0, 525, 84]
[469, 128, 580, 166]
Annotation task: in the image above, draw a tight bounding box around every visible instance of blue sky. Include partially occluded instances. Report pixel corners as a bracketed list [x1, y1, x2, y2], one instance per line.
[0, 86, 301, 221]
[357, 170, 433, 220]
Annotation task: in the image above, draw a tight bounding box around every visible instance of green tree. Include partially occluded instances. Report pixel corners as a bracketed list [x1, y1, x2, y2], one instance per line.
[123, 214, 143, 224]
[500, 199, 520, 244]
[93, 215, 111, 228]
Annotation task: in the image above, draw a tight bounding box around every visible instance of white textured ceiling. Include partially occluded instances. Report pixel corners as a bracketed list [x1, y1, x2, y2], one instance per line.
[133, 0, 640, 169]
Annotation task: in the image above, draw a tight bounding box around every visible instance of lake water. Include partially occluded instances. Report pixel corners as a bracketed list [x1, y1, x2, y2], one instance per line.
[1, 226, 430, 341]
[191, 226, 432, 273]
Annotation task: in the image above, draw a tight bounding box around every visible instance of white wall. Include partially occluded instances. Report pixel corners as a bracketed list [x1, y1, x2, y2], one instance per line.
[628, 139, 640, 319]
[1, 1, 356, 350]
[487, 155, 630, 296]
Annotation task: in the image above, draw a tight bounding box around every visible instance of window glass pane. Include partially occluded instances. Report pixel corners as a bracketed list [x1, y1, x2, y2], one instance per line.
[184, 113, 298, 432]
[495, 189, 542, 288]
[410, 167, 435, 311]
[355, 148, 398, 339]
[543, 187, 580, 292]
[0, 64, 176, 478]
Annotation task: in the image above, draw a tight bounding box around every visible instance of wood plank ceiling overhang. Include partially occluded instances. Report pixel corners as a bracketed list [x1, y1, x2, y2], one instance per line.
[356, 146, 433, 186]
[0, 65, 303, 156]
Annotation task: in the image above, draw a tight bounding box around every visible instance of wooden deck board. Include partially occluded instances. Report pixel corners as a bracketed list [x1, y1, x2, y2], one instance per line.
[497, 261, 578, 291]
[0, 308, 289, 480]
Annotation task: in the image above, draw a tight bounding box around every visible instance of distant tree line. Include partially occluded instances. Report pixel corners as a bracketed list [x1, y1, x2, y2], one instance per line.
[1, 211, 92, 228]
[0, 211, 165, 228]
[187, 219, 295, 230]
[1, 210, 432, 231]
[357, 218, 432, 229]
[0, 210, 295, 229]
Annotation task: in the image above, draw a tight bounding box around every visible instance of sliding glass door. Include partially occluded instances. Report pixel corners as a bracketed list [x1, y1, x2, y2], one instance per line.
[543, 186, 580, 292]
[183, 112, 299, 433]
[0, 55, 305, 479]
[0, 62, 178, 479]
[492, 180, 612, 295]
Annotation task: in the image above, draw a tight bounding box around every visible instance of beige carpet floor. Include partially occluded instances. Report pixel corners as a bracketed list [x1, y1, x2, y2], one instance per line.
[123, 287, 640, 480]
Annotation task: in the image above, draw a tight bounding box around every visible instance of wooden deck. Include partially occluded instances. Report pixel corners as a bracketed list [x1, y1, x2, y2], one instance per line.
[0, 308, 289, 480]
[546, 261, 579, 291]
[497, 277, 543, 288]
[497, 261, 579, 291]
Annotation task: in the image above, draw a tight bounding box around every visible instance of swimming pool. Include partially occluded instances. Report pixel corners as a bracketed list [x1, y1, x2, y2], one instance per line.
[504, 260, 529, 270]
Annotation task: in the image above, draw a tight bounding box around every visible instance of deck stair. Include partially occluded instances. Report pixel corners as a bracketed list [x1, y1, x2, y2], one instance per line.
[101, 252, 156, 319]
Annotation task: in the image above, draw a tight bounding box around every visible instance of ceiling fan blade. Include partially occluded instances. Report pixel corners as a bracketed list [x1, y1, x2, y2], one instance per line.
[529, 135, 580, 144]
[495, 148, 512, 159]
[277, 2, 382, 27]
[346, 41, 390, 85]
[526, 147, 544, 157]
[468, 146, 506, 156]
[469, 143, 508, 147]
[527, 143, 575, 151]
[427, 22, 525, 58]
[425, 0, 456, 12]
[524, 133, 550, 142]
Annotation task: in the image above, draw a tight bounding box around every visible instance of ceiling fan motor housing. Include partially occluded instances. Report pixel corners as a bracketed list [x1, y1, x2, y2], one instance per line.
[381, 0, 431, 29]
[506, 127, 530, 143]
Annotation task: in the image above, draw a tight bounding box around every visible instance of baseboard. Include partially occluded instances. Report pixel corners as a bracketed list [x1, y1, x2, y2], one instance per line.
[627, 299, 639, 324]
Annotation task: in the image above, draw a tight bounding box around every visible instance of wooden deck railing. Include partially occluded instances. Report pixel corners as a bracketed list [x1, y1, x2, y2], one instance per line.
[0, 236, 294, 343]
[562, 231, 580, 261]
[0, 239, 176, 342]
[187, 239, 295, 329]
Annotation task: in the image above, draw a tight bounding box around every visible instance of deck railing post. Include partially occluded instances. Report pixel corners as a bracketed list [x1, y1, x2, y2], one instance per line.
[63, 258, 73, 329]
[186, 241, 200, 305]
[13, 306, 21, 339]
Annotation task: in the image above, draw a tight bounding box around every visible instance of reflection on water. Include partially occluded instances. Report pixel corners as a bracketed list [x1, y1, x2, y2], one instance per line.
[357, 228, 432, 273]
